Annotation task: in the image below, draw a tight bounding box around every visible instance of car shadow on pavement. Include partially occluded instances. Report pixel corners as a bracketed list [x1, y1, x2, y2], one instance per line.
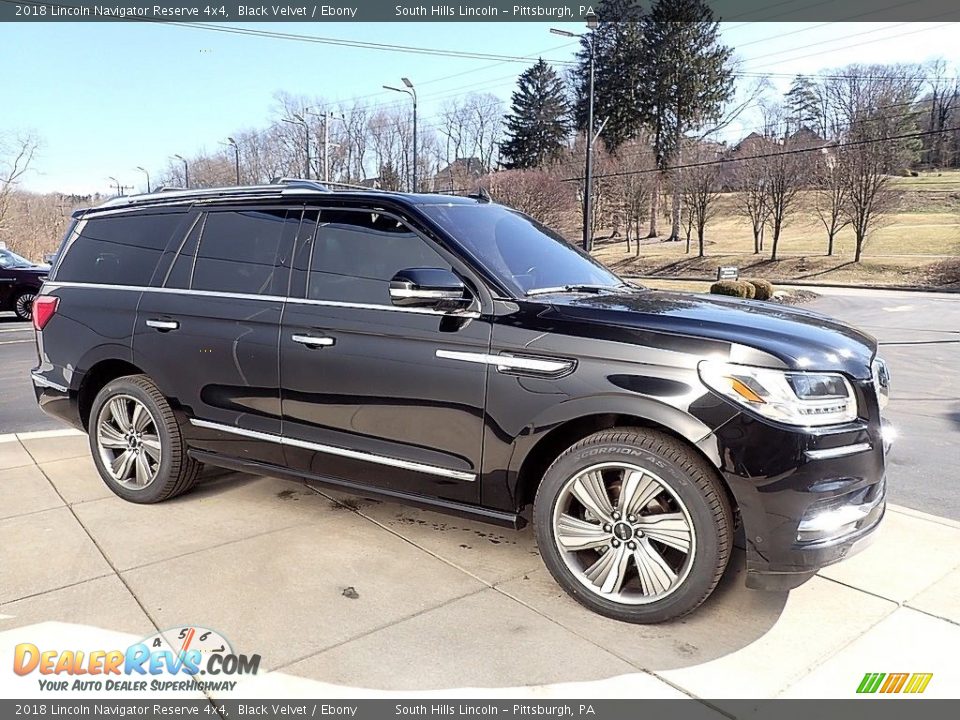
[169, 471, 793, 689]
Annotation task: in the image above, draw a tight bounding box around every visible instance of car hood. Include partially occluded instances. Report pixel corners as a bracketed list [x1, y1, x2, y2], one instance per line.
[12, 265, 49, 274]
[547, 289, 878, 379]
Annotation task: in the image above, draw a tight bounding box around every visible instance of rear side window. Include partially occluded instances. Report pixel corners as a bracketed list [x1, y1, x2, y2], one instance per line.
[54, 212, 186, 285]
[186, 209, 290, 295]
[307, 210, 449, 304]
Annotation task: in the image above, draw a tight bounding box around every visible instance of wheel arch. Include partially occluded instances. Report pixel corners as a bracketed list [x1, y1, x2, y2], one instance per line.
[77, 358, 147, 430]
[509, 396, 731, 513]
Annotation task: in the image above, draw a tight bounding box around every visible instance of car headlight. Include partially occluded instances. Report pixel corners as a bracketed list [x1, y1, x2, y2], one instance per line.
[698, 361, 858, 427]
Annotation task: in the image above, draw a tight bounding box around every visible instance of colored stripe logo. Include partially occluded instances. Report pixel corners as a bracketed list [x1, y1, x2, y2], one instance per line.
[857, 672, 933, 694]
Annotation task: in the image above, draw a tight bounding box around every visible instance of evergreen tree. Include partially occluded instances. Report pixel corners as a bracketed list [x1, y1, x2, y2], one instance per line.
[635, 0, 734, 238]
[501, 59, 571, 169]
[784, 75, 820, 132]
[571, 0, 646, 151]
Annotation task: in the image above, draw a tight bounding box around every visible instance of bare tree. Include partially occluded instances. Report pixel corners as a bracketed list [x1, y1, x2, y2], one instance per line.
[828, 64, 924, 261]
[812, 148, 850, 256]
[730, 134, 772, 254]
[763, 129, 815, 261]
[486, 167, 572, 228]
[0, 132, 39, 239]
[611, 139, 656, 255]
[679, 141, 724, 258]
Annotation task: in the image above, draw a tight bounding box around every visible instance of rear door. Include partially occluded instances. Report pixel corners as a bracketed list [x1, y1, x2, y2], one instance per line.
[279, 206, 491, 503]
[133, 204, 301, 466]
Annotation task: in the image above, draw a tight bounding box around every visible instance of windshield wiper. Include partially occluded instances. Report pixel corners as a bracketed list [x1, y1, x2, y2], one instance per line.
[526, 284, 631, 297]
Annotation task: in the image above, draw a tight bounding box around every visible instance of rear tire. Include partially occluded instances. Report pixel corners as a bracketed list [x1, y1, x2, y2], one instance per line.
[534, 427, 733, 623]
[13, 290, 35, 321]
[88, 374, 201, 503]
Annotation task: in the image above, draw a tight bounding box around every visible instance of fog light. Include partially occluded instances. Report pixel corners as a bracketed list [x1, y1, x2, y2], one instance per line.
[797, 506, 869, 543]
[881, 420, 896, 455]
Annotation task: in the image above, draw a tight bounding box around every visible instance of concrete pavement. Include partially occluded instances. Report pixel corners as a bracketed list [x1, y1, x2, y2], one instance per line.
[1, 429, 958, 700]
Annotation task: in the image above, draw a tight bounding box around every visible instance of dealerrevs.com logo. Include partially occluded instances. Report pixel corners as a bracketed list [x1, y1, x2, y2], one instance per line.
[13, 626, 260, 693]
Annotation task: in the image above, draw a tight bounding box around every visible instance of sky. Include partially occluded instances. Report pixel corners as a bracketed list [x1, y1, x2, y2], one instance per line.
[1, 20, 957, 195]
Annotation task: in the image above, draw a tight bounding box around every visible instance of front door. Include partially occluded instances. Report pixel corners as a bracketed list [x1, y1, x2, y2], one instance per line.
[280, 208, 490, 503]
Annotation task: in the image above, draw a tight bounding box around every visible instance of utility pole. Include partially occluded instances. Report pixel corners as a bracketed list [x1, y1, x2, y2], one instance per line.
[107, 176, 134, 197]
[309, 111, 344, 182]
[551, 9, 599, 251]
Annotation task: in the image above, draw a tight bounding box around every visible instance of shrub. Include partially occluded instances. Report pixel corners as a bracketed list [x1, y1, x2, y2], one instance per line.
[740, 281, 756, 299]
[710, 280, 749, 297]
[746, 278, 774, 300]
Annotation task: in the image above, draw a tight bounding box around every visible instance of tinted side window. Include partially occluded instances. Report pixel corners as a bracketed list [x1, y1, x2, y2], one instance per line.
[190, 209, 289, 295]
[307, 211, 449, 304]
[55, 212, 186, 285]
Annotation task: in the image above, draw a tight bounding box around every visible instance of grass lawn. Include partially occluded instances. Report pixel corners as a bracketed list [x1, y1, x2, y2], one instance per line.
[587, 172, 960, 290]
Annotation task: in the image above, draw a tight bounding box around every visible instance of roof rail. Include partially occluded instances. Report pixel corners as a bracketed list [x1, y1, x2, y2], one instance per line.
[321, 180, 392, 194]
[269, 177, 331, 192]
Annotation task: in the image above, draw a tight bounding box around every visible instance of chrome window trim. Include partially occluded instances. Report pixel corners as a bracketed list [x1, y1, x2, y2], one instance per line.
[39, 281, 480, 318]
[804, 442, 872, 460]
[189, 419, 475, 482]
[288, 295, 480, 318]
[435, 349, 573, 374]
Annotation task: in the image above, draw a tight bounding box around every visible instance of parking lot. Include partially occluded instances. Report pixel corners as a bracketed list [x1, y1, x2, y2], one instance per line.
[1, 287, 959, 700]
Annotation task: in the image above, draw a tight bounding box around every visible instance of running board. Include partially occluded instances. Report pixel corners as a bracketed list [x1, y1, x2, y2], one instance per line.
[187, 450, 525, 530]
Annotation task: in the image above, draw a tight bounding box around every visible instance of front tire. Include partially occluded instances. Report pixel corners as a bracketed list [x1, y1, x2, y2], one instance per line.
[13, 290, 35, 321]
[88, 374, 201, 503]
[534, 428, 733, 623]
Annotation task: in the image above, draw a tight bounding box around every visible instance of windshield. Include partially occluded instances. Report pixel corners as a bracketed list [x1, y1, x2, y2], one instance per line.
[0, 249, 33, 268]
[421, 203, 624, 297]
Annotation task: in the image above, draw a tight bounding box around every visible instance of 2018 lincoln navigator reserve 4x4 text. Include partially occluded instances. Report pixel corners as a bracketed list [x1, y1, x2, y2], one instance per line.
[31, 180, 892, 623]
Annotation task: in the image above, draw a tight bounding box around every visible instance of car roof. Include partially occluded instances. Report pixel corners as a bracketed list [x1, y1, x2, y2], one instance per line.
[75, 179, 485, 218]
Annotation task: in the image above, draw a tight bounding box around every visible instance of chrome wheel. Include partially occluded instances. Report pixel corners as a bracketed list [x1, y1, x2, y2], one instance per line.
[15, 292, 35, 320]
[552, 462, 696, 605]
[95, 394, 162, 489]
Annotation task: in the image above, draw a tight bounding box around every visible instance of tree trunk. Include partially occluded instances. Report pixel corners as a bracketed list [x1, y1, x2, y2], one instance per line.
[669, 185, 681, 242]
[698, 227, 705, 258]
[770, 226, 780, 261]
[753, 226, 760, 254]
[827, 231, 835, 256]
[647, 175, 661, 238]
[855, 233, 864, 263]
[759, 225, 765, 252]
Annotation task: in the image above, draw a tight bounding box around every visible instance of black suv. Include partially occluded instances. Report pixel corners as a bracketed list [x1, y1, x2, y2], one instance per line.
[31, 181, 891, 623]
[0, 247, 48, 320]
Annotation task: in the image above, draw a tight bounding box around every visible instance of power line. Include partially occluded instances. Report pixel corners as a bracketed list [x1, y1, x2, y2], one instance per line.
[559, 127, 959, 182]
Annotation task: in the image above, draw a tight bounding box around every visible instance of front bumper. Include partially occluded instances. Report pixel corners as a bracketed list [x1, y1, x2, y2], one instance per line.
[706, 404, 891, 592]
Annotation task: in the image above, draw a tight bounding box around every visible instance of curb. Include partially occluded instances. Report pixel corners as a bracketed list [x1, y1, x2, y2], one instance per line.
[627, 275, 959, 294]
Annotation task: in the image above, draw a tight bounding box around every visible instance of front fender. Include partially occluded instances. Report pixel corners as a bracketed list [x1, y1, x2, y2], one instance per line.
[506, 392, 718, 480]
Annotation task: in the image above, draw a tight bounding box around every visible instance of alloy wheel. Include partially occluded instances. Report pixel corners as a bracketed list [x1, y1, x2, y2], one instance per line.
[551, 462, 696, 604]
[95, 395, 162, 489]
[15, 292, 35, 320]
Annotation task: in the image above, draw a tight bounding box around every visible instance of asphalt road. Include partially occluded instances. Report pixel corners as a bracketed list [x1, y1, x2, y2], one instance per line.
[0, 314, 51, 433]
[2, 289, 958, 518]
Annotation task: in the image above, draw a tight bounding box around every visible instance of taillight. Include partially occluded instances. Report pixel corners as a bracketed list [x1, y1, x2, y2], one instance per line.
[32, 295, 59, 331]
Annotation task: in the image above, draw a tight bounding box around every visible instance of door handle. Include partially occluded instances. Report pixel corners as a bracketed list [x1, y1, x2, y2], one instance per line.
[146, 319, 179, 331]
[292, 334, 334, 348]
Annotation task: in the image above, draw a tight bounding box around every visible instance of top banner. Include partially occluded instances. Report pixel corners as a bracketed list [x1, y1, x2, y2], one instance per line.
[2, 0, 960, 22]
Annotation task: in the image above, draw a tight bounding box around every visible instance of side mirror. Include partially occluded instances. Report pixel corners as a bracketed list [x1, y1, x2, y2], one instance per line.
[389, 268, 472, 312]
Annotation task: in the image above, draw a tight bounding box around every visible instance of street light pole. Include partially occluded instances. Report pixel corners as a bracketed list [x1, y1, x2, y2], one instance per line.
[551, 10, 599, 252]
[282, 113, 311, 180]
[135, 166, 151, 193]
[384, 78, 417, 191]
[226, 137, 240, 184]
[173, 154, 189, 188]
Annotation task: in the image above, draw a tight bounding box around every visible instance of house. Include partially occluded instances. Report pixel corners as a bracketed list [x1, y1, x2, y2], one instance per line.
[431, 157, 486, 193]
